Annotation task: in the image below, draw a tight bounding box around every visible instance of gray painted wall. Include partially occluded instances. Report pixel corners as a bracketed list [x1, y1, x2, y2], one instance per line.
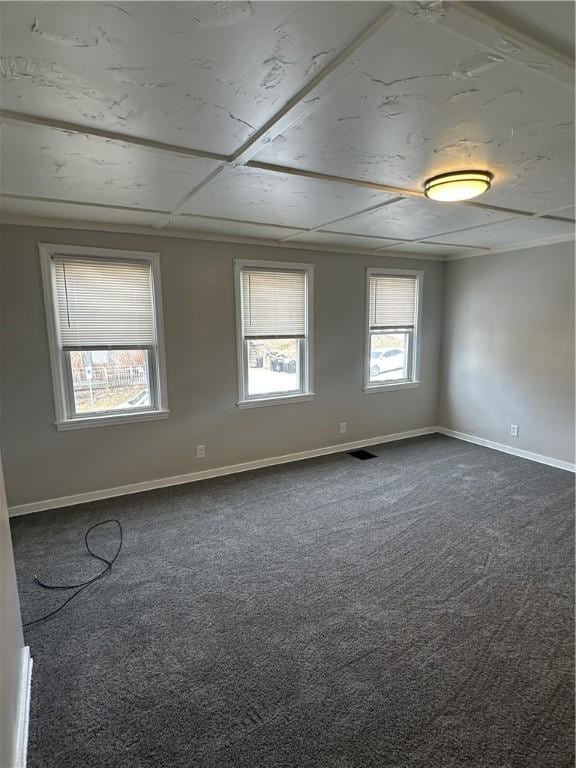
[440, 241, 575, 464]
[0, 224, 443, 508]
[0, 225, 573, 764]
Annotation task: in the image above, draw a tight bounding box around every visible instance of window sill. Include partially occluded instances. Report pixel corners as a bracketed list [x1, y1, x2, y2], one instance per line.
[238, 393, 315, 409]
[363, 381, 421, 393]
[55, 409, 170, 431]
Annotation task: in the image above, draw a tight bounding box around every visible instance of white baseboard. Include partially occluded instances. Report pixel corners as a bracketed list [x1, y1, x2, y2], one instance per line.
[437, 427, 576, 473]
[14, 646, 32, 768]
[9, 425, 573, 516]
[8, 427, 439, 516]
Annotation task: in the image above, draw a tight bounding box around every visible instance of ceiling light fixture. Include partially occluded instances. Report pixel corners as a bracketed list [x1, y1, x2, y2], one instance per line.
[424, 170, 493, 202]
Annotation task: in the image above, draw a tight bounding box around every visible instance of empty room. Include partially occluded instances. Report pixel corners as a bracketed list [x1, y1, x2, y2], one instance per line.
[0, 1, 574, 767]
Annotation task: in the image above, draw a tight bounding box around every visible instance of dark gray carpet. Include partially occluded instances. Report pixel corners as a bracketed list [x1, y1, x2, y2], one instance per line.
[10, 435, 575, 768]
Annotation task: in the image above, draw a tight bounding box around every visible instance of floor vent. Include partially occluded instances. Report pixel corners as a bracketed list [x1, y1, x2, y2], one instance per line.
[348, 449, 377, 461]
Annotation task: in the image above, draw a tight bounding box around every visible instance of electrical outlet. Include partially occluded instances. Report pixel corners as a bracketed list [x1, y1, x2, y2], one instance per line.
[196, 444, 206, 458]
[339, 422, 347, 434]
[510, 424, 519, 438]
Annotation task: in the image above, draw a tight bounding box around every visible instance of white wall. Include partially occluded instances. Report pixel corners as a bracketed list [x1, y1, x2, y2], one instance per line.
[0, 224, 444, 509]
[440, 241, 575, 464]
[0, 455, 25, 768]
[0, 252, 26, 766]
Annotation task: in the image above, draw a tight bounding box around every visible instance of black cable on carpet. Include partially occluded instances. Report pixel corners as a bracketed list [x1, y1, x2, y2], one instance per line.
[23, 519, 123, 628]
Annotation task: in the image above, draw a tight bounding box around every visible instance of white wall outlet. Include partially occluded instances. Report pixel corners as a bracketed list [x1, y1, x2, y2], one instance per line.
[196, 444, 206, 458]
[510, 424, 519, 438]
[339, 422, 347, 434]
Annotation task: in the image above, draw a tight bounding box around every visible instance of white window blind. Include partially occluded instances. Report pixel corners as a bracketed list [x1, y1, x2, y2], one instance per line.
[369, 275, 417, 329]
[241, 268, 306, 338]
[53, 257, 155, 349]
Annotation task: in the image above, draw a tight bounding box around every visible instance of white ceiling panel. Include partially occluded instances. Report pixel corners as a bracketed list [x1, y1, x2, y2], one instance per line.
[284, 231, 401, 251]
[180, 166, 400, 229]
[0, 1, 385, 155]
[377, 241, 484, 257]
[479, 133, 575, 215]
[0, 196, 164, 226]
[0, 121, 219, 210]
[549, 206, 576, 221]
[253, 9, 575, 213]
[328, 197, 509, 241]
[472, 2, 575, 60]
[169, 214, 302, 241]
[433, 215, 575, 249]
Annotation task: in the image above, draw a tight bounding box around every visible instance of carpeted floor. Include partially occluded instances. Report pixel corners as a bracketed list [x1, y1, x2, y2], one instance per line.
[10, 435, 575, 768]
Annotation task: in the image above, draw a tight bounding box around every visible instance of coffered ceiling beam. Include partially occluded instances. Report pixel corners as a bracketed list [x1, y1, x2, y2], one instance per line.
[0, 192, 169, 215]
[0, 204, 574, 261]
[152, 5, 409, 229]
[0, 108, 562, 227]
[245, 159, 422, 199]
[154, 165, 229, 227]
[1, 1, 572, 235]
[245, 161, 547, 221]
[0, 109, 228, 162]
[277, 199, 404, 244]
[229, 5, 404, 164]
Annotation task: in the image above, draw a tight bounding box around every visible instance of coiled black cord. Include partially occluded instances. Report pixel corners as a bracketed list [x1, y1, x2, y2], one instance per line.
[23, 519, 123, 628]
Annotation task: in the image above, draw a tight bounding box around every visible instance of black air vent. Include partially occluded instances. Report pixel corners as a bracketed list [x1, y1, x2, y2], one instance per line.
[348, 449, 377, 461]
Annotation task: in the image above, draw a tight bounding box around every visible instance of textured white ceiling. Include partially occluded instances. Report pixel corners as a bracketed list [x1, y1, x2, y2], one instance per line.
[282, 230, 403, 252]
[472, 1, 575, 60]
[378, 241, 485, 257]
[0, 197, 164, 227]
[178, 166, 400, 228]
[171, 214, 303, 241]
[0, 0, 574, 260]
[252, 13, 574, 212]
[432, 214, 575, 249]
[1, 121, 219, 210]
[327, 197, 510, 241]
[0, 1, 383, 154]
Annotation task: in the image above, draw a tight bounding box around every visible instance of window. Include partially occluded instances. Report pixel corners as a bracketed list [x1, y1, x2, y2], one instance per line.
[365, 269, 423, 391]
[235, 260, 313, 407]
[40, 244, 168, 429]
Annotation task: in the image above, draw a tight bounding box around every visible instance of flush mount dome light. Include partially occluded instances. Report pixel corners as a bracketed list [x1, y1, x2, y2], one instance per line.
[424, 170, 493, 202]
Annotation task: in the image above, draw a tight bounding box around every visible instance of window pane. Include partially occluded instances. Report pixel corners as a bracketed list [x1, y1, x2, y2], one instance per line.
[369, 333, 410, 383]
[246, 339, 302, 397]
[69, 349, 152, 414]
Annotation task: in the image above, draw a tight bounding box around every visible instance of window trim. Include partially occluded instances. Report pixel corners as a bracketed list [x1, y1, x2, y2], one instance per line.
[364, 267, 424, 393]
[234, 259, 314, 408]
[39, 243, 169, 429]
